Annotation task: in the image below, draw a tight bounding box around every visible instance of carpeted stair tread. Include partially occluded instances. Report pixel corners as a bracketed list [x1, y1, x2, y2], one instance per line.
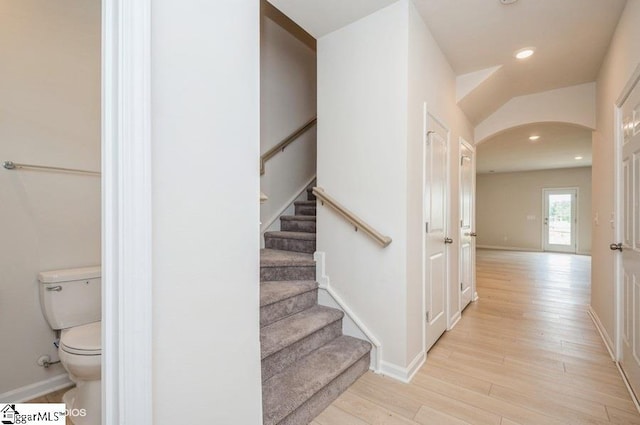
[294, 201, 316, 207]
[260, 249, 314, 267]
[294, 200, 317, 216]
[260, 192, 370, 423]
[280, 215, 316, 222]
[264, 232, 316, 254]
[260, 282, 319, 328]
[280, 215, 316, 234]
[261, 305, 343, 359]
[264, 231, 316, 241]
[260, 280, 318, 308]
[279, 216, 316, 233]
[262, 336, 372, 425]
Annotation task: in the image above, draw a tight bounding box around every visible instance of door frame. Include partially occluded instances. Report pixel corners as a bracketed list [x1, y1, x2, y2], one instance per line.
[422, 106, 452, 353]
[615, 64, 640, 362]
[458, 137, 477, 307]
[103, 0, 153, 424]
[541, 187, 579, 253]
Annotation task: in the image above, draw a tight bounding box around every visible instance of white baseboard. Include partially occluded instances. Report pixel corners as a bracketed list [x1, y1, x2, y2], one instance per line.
[588, 307, 640, 412]
[0, 374, 73, 402]
[314, 252, 382, 372]
[616, 361, 640, 413]
[588, 306, 615, 361]
[477, 245, 543, 252]
[380, 351, 425, 384]
[448, 312, 461, 330]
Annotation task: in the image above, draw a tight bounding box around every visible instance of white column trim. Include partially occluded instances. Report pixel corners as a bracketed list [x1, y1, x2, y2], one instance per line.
[102, 0, 152, 424]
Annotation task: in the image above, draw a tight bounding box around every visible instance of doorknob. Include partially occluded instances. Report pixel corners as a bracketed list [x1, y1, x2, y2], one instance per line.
[610, 243, 623, 252]
[470, 232, 477, 237]
[444, 237, 454, 244]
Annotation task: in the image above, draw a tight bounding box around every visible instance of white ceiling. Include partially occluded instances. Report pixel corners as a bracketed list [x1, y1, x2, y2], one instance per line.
[414, 0, 627, 124]
[266, 0, 398, 39]
[477, 122, 592, 174]
[267, 0, 626, 160]
[269, 0, 627, 125]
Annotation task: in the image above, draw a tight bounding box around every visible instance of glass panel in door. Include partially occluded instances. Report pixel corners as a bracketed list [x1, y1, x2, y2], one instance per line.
[543, 189, 577, 253]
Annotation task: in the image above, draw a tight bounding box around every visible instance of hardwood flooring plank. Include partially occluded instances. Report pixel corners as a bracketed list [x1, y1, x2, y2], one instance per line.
[314, 404, 369, 425]
[349, 372, 423, 419]
[356, 372, 501, 425]
[410, 372, 568, 425]
[332, 390, 420, 424]
[315, 250, 640, 424]
[488, 383, 609, 425]
[605, 406, 640, 425]
[413, 405, 472, 425]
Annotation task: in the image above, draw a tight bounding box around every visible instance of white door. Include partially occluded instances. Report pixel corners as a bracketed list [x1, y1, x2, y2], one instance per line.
[459, 139, 476, 310]
[617, 71, 640, 398]
[543, 188, 577, 253]
[425, 127, 449, 352]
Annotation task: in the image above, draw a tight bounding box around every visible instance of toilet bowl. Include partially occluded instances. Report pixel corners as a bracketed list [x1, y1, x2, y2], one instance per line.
[59, 321, 101, 425]
[38, 266, 102, 425]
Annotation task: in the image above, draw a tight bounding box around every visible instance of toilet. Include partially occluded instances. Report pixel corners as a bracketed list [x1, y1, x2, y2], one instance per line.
[39, 266, 101, 425]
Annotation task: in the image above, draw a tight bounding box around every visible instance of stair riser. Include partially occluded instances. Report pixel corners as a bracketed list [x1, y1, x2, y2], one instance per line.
[262, 321, 342, 382]
[295, 205, 316, 216]
[280, 220, 316, 233]
[265, 237, 316, 254]
[260, 266, 315, 282]
[276, 353, 370, 425]
[306, 189, 316, 202]
[260, 289, 318, 327]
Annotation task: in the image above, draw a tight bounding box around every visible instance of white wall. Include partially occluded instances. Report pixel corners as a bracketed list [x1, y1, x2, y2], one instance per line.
[317, 0, 473, 376]
[260, 1, 317, 232]
[317, 0, 409, 370]
[0, 0, 101, 398]
[476, 167, 592, 254]
[592, 0, 640, 347]
[406, 0, 474, 364]
[151, 1, 263, 423]
[475, 83, 596, 143]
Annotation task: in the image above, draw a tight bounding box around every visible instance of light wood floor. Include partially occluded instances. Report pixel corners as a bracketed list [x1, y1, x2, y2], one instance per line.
[28, 386, 73, 424]
[313, 249, 640, 425]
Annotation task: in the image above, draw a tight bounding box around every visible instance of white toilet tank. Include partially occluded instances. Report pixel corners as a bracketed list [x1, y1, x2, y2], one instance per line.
[39, 266, 101, 330]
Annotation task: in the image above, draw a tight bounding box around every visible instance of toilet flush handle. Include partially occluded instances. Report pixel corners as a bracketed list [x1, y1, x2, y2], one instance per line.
[47, 285, 62, 292]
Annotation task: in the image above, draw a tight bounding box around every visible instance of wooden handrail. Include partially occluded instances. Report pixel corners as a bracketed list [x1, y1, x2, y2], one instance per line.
[312, 187, 392, 248]
[260, 117, 317, 175]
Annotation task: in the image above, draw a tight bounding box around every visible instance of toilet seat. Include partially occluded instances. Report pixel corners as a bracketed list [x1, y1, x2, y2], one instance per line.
[61, 321, 101, 356]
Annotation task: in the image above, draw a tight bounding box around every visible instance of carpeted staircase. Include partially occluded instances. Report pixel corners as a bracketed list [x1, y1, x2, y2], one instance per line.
[260, 188, 372, 425]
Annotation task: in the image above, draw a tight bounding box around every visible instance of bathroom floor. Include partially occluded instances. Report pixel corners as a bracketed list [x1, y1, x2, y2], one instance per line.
[28, 386, 74, 425]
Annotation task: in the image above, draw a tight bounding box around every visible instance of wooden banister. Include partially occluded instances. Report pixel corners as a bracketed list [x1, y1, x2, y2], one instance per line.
[260, 117, 317, 175]
[312, 187, 392, 248]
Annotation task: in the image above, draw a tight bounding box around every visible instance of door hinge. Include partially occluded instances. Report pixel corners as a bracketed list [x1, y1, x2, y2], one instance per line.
[460, 282, 464, 291]
[461, 219, 464, 228]
[426, 222, 429, 233]
[426, 311, 430, 322]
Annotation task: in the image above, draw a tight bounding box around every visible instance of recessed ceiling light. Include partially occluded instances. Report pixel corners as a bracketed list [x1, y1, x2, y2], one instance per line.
[529, 135, 540, 141]
[515, 48, 535, 60]
[500, 0, 518, 4]
[575, 156, 583, 160]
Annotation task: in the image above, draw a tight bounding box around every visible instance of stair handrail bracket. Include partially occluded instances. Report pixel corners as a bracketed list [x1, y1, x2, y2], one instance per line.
[260, 116, 317, 175]
[312, 187, 392, 248]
